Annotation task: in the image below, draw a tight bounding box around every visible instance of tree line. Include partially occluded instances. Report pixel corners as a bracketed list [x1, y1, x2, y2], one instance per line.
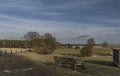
[0, 40, 28, 48]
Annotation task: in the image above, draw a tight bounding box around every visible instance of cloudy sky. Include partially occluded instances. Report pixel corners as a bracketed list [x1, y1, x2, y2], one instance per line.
[0, 0, 120, 44]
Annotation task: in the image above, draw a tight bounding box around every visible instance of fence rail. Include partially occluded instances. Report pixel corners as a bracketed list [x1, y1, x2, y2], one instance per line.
[0, 50, 28, 56]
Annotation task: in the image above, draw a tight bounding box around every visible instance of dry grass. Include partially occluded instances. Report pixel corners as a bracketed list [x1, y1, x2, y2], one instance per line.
[0, 47, 120, 76]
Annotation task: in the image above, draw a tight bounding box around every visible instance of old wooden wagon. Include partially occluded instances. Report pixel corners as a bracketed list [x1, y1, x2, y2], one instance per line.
[53, 56, 86, 71]
[113, 49, 120, 67]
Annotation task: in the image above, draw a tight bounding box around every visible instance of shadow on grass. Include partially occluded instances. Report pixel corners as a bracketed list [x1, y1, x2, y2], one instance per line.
[0, 54, 59, 76]
[0, 53, 83, 76]
[85, 60, 114, 67]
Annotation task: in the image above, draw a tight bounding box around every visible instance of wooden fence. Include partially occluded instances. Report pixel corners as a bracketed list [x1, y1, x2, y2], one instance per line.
[0, 50, 28, 56]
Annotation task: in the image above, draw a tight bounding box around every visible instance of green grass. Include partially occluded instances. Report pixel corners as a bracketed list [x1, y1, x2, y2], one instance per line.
[53, 48, 80, 55]
[84, 56, 120, 76]
[110, 45, 120, 48]
[92, 46, 111, 55]
[0, 47, 120, 76]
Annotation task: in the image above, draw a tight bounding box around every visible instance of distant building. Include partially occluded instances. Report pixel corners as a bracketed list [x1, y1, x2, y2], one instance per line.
[113, 49, 120, 67]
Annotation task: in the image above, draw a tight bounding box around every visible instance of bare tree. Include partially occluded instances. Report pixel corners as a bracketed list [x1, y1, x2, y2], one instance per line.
[23, 32, 57, 54]
[81, 38, 95, 57]
[102, 41, 108, 48]
[24, 31, 40, 40]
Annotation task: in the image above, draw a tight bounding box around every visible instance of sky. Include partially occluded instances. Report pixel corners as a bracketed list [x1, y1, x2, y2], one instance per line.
[0, 0, 120, 44]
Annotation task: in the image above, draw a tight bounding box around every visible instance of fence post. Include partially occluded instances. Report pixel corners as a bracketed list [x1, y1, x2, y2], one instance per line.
[15, 50, 17, 53]
[5, 50, 7, 55]
[0, 51, 1, 56]
[11, 50, 12, 55]
[20, 50, 22, 53]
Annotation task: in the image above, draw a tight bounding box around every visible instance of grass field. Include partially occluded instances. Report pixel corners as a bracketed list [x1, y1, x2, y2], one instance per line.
[0, 46, 120, 76]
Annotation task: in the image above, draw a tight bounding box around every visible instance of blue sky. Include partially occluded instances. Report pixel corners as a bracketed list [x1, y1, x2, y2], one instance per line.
[0, 0, 120, 44]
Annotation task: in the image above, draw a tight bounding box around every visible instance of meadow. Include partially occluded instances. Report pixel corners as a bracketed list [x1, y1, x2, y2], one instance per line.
[0, 46, 120, 76]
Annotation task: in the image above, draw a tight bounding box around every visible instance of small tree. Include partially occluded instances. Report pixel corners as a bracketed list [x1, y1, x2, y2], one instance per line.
[74, 46, 80, 49]
[102, 41, 108, 48]
[67, 44, 73, 48]
[81, 38, 95, 57]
